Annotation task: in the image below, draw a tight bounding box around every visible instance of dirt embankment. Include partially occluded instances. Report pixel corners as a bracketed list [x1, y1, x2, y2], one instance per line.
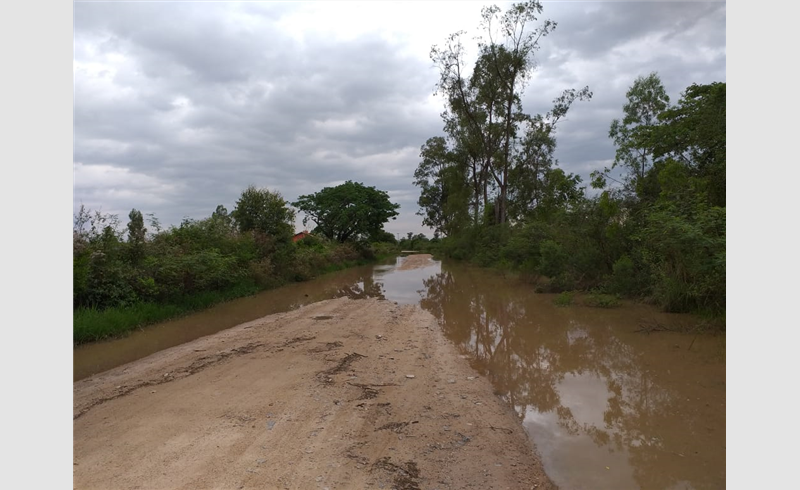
[74, 258, 555, 490]
[396, 254, 437, 271]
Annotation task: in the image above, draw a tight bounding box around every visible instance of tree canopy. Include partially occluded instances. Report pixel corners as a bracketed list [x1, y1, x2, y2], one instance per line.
[421, 0, 591, 227]
[231, 185, 295, 241]
[292, 181, 400, 242]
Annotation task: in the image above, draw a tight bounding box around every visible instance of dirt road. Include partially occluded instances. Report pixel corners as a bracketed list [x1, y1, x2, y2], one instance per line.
[74, 257, 555, 490]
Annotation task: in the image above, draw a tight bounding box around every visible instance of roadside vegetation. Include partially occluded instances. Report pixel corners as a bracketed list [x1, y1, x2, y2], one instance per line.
[73, 183, 400, 344]
[413, 1, 725, 324]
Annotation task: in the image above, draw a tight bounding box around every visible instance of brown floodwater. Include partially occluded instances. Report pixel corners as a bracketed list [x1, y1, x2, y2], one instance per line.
[74, 255, 725, 489]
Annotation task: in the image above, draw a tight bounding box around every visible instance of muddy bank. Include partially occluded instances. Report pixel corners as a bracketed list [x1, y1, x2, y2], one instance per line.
[73, 295, 555, 489]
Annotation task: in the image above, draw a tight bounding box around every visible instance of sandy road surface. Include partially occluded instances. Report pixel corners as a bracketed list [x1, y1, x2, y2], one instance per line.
[74, 257, 555, 490]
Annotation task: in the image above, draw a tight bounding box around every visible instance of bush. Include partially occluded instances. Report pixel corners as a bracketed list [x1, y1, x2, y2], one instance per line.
[538, 240, 568, 278]
[554, 291, 574, 307]
[585, 292, 621, 308]
[609, 255, 640, 296]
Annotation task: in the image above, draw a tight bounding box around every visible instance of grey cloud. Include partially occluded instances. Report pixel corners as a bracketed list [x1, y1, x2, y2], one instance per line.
[73, 2, 725, 236]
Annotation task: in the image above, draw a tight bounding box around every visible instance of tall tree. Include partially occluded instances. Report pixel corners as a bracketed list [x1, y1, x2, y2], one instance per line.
[594, 72, 670, 194]
[509, 88, 591, 220]
[127, 208, 147, 264]
[292, 181, 400, 242]
[428, 1, 590, 225]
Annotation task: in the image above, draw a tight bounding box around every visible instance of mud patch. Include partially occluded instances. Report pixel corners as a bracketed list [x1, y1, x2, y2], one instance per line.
[345, 443, 371, 466]
[372, 457, 421, 490]
[358, 386, 379, 399]
[375, 421, 417, 433]
[284, 335, 316, 346]
[308, 341, 343, 353]
[317, 352, 367, 383]
[347, 382, 398, 400]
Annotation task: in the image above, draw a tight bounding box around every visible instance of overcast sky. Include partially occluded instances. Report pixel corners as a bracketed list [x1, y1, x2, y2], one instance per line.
[73, 1, 726, 238]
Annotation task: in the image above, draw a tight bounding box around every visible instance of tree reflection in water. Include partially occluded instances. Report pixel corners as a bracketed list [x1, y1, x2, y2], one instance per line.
[418, 263, 724, 490]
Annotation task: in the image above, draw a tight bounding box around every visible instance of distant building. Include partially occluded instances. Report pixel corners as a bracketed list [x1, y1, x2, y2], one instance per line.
[292, 230, 312, 242]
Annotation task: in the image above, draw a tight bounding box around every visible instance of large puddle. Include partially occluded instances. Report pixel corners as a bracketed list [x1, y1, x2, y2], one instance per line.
[74, 255, 725, 489]
[417, 262, 725, 490]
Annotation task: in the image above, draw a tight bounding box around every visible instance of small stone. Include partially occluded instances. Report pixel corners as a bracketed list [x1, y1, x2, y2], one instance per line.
[406, 374, 415, 379]
[150, 390, 156, 394]
[466, 376, 476, 380]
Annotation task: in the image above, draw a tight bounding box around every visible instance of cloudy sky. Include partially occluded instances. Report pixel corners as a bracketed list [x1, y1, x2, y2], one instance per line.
[73, 1, 726, 237]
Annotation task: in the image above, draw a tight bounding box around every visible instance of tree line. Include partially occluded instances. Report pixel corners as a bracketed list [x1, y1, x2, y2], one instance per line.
[414, 1, 725, 318]
[73, 181, 399, 343]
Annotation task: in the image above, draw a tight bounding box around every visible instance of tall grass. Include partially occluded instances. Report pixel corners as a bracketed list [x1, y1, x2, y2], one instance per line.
[73, 247, 397, 345]
[73, 281, 261, 344]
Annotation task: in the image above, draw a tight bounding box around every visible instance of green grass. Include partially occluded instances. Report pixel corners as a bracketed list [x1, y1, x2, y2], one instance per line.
[73, 251, 394, 345]
[553, 291, 574, 307]
[73, 281, 262, 345]
[584, 292, 621, 308]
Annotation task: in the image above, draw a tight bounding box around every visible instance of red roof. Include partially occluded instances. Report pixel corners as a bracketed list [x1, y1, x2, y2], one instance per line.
[292, 231, 311, 242]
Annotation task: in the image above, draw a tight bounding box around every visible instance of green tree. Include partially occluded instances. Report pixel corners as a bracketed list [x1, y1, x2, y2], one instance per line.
[211, 204, 235, 229]
[127, 208, 147, 264]
[428, 1, 590, 225]
[232, 186, 295, 242]
[594, 72, 670, 193]
[414, 137, 471, 236]
[292, 181, 400, 242]
[651, 82, 726, 207]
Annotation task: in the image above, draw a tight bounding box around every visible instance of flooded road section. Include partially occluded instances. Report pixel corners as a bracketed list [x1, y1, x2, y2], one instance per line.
[418, 262, 725, 490]
[74, 255, 725, 489]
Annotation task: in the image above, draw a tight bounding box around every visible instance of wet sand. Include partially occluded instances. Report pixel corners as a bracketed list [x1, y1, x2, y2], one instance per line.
[74, 263, 555, 489]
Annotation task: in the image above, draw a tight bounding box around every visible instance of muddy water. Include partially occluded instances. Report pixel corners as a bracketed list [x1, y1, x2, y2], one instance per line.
[417, 261, 725, 490]
[74, 255, 725, 489]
